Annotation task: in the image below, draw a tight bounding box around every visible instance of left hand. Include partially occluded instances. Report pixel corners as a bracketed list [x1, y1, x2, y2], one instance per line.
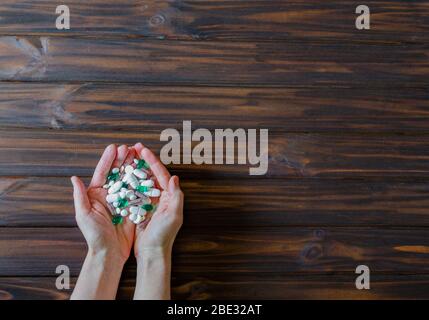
[71, 144, 136, 264]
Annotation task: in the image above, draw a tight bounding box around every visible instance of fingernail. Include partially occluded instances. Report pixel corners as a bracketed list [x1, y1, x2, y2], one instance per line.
[173, 176, 179, 186]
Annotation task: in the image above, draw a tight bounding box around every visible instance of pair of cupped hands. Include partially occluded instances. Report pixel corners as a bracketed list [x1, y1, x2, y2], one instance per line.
[71, 142, 184, 264]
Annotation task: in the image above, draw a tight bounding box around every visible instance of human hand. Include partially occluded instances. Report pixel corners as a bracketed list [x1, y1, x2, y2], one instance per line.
[133, 143, 184, 259]
[71, 144, 136, 264]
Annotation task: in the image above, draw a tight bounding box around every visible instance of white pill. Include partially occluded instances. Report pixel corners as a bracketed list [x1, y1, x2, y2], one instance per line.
[112, 167, 119, 174]
[108, 181, 123, 194]
[130, 206, 146, 216]
[133, 215, 145, 224]
[129, 195, 137, 201]
[120, 166, 124, 172]
[120, 209, 128, 217]
[113, 201, 119, 208]
[144, 188, 161, 197]
[133, 169, 147, 179]
[140, 179, 154, 188]
[131, 182, 140, 190]
[108, 180, 114, 187]
[116, 208, 121, 214]
[119, 190, 127, 199]
[106, 193, 120, 203]
[125, 165, 134, 174]
[103, 184, 109, 189]
[129, 213, 138, 222]
[134, 159, 139, 164]
[126, 190, 134, 198]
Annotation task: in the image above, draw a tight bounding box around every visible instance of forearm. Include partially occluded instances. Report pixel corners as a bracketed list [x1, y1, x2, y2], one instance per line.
[71, 250, 125, 300]
[134, 249, 172, 300]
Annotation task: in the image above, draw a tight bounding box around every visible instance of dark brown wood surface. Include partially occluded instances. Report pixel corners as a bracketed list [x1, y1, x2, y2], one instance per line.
[2, 274, 429, 300]
[1, 129, 429, 178]
[0, 84, 428, 133]
[0, 1, 427, 43]
[1, 177, 429, 227]
[0, 0, 428, 300]
[0, 37, 428, 87]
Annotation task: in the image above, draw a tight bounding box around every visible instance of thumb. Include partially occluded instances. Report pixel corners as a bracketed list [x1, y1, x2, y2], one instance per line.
[71, 176, 90, 214]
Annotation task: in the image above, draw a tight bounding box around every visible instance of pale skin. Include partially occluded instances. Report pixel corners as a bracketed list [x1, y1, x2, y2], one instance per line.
[70, 143, 184, 300]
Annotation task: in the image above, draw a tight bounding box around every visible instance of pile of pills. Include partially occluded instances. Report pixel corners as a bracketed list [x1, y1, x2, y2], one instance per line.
[103, 158, 161, 225]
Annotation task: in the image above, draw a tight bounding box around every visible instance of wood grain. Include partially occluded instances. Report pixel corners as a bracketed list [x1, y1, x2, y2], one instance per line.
[0, 83, 428, 133]
[0, 227, 428, 276]
[0, 1, 427, 42]
[1, 129, 429, 178]
[1, 177, 429, 227]
[2, 274, 429, 299]
[0, 37, 427, 87]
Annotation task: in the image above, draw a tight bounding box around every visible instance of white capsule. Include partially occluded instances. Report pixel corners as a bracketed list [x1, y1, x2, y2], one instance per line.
[133, 169, 147, 179]
[133, 214, 145, 224]
[129, 213, 138, 222]
[113, 201, 119, 208]
[108, 181, 123, 194]
[120, 209, 129, 217]
[129, 194, 137, 201]
[108, 180, 114, 187]
[140, 179, 154, 188]
[112, 167, 119, 174]
[130, 181, 139, 189]
[106, 193, 120, 203]
[129, 206, 147, 216]
[125, 165, 134, 174]
[116, 208, 121, 214]
[133, 159, 139, 164]
[126, 190, 134, 198]
[144, 188, 161, 197]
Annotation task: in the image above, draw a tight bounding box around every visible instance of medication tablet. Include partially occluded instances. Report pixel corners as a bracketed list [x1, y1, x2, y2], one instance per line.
[125, 165, 134, 174]
[133, 169, 147, 179]
[106, 193, 120, 203]
[108, 181, 123, 194]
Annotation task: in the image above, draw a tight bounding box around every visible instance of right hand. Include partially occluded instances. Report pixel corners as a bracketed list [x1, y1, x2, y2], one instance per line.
[132, 143, 184, 258]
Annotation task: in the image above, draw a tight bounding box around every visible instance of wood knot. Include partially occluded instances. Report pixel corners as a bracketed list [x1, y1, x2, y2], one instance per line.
[301, 243, 323, 262]
[149, 14, 165, 27]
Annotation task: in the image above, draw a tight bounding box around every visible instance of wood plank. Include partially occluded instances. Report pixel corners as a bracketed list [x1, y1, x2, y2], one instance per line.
[1, 274, 429, 299]
[1, 129, 429, 178]
[1, 83, 428, 133]
[1, 177, 429, 227]
[0, 1, 427, 42]
[0, 37, 427, 86]
[0, 227, 428, 276]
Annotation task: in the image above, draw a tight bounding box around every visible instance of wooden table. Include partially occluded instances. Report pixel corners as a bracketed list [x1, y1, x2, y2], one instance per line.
[0, 1, 428, 299]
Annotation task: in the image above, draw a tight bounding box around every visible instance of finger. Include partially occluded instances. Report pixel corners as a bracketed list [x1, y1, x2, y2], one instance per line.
[141, 147, 171, 190]
[89, 144, 116, 188]
[168, 176, 184, 204]
[71, 176, 90, 214]
[123, 147, 136, 166]
[133, 142, 145, 156]
[112, 145, 129, 169]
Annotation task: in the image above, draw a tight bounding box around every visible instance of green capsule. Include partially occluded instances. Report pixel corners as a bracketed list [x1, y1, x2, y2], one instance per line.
[137, 185, 149, 193]
[112, 215, 123, 225]
[117, 198, 129, 208]
[137, 159, 150, 170]
[107, 172, 119, 181]
[142, 204, 153, 211]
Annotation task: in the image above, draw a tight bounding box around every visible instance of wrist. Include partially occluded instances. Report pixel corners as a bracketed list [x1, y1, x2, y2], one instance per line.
[136, 247, 171, 264]
[87, 248, 127, 268]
